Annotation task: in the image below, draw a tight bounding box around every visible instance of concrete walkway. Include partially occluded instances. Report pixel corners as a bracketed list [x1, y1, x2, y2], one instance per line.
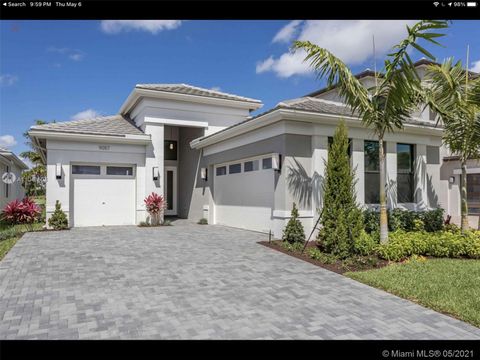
[0, 221, 479, 339]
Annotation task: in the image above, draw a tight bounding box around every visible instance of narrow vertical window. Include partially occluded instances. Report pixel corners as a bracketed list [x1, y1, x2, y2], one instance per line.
[397, 144, 414, 203]
[364, 141, 380, 204]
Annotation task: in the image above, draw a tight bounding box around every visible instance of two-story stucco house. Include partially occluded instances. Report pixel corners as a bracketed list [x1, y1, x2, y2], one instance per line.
[28, 60, 480, 235]
[0, 147, 28, 209]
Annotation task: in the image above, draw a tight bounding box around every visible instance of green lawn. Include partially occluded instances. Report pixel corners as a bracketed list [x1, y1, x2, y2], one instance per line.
[0, 222, 44, 261]
[346, 258, 480, 328]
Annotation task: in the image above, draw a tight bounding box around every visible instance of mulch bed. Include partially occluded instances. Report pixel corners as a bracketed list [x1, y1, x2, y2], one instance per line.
[258, 240, 390, 274]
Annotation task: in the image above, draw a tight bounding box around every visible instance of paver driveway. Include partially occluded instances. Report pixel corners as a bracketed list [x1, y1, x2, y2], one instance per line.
[0, 221, 479, 339]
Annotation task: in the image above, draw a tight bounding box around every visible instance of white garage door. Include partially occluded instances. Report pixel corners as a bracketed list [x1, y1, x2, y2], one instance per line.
[214, 157, 274, 233]
[72, 164, 136, 227]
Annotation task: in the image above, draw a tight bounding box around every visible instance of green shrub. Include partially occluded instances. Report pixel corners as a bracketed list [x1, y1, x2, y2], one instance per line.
[353, 230, 379, 256]
[307, 248, 338, 264]
[318, 121, 363, 258]
[282, 203, 305, 244]
[281, 241, 304, 252]
[197, 218, 208, 225]
[363, 208, 445, 233]
[0, 227, 23, 241]
[138, 221, 150, 227]
[377, 230, 480, 261]
[48, 201, 68, 230]
[421, 208, 444, 232]
[162, 220, 172, 226]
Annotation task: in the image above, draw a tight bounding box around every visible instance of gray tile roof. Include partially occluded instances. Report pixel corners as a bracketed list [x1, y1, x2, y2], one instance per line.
[135, 83, 262, 104]
[30, 115, 144, 137]
[278, 97, 358, 117]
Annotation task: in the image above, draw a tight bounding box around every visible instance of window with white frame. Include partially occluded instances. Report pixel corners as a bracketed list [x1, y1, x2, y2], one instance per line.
[244, 160, 259, 172]
[72, 165, 101, 175]
[216, 166, 227, 176]
[229, 163, 241, 174]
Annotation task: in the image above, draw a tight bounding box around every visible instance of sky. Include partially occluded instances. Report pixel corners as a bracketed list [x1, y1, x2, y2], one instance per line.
[0, 20, 479, 166]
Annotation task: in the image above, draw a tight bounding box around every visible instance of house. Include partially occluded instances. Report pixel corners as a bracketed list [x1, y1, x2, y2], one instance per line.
[28, 61, 479, 235]
[0, 147, 28, 209]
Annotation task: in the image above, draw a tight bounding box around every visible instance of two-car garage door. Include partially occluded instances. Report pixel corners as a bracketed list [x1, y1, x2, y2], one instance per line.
[72, 164, 136, 227]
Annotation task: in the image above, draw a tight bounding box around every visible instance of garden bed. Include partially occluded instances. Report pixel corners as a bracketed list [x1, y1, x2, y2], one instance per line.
[258, 240, 389, 274]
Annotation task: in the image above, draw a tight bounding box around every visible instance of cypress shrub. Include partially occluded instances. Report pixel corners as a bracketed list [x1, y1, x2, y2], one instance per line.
[282, 203, 305, 244]
[318, 121, 363, 258]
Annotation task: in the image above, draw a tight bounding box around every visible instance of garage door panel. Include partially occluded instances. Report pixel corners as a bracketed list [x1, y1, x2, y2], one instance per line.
[215, 170, 274, 233]
[73, 178, 135, 227]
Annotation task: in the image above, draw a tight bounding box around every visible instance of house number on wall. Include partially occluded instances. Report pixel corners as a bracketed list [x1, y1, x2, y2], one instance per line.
[99, 145, 110, 150]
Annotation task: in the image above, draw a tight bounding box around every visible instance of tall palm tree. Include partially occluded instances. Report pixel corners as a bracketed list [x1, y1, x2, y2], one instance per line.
[293, 20, 448, 243]
[423, 58, 480, 231]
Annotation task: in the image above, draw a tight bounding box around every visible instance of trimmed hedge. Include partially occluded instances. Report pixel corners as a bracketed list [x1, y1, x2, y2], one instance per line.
[363, 208, 444, 233]
[376, 230, 480, 261]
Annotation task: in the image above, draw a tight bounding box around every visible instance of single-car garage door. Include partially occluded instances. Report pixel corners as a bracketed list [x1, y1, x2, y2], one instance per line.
[214, 156, 274, 233]
[72, 164, 136, 227]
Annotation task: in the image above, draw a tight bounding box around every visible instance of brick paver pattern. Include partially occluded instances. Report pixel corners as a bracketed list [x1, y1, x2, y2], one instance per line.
[1, 221, 479, 339]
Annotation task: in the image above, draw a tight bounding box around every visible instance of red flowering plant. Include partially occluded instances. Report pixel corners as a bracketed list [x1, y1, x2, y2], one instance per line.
[2, 197, 42, 230]
[144, 192, 167, 226]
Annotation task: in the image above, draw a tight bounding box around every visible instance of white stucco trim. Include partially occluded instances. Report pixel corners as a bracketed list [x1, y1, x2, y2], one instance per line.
[144, 116, 208, 129]
[190, 108, 444, 150]
[453, 167, 480, 175]
[28, 130, 151, 144]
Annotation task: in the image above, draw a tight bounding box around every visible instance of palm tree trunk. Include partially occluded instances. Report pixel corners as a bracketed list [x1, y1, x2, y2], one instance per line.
[460, 159, 469, 232]
[379, 137, 389, 243]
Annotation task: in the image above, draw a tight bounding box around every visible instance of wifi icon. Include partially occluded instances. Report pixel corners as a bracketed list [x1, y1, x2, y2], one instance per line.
[433, 1, 440, 6]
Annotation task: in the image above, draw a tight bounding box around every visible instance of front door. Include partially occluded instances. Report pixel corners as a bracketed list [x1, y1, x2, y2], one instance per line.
[164, 166, 177, 216]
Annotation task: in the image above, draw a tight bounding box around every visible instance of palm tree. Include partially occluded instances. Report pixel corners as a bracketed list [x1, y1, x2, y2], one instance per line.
[423, 58, 480, 231]
[293, 20, 448, 243]
[20, 119, 47, 166]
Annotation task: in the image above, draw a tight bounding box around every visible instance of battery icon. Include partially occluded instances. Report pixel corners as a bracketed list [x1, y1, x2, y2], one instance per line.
[467, 2, 477, 6]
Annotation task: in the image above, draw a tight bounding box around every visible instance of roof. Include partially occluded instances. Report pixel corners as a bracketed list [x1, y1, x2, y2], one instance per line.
[135, 83, 262, 104]
[29, 115, 145, 137]
[192, 96, 441, 148]
[305, 59, 440, 98]
[0, 147, 28, 169]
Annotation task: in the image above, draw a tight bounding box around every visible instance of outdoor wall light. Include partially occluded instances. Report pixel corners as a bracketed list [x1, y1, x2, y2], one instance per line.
[169, 143, 174, 150]
[55, 163, 62, 179]
[272, 153, 282, 171]
[449, 176, 455, 184]
[153, 167, 159, 181]
[200, 167, 208, 181]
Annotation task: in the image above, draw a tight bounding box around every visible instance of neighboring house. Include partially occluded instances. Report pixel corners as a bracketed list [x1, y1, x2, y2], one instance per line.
[0, 147, 28, 210]
[28, 61, 480, 235]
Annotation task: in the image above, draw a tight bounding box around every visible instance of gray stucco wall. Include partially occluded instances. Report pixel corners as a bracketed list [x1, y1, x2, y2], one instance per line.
[178, 127, 207, 220]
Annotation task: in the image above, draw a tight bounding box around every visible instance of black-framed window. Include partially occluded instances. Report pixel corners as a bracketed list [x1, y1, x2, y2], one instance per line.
[328, 136, 352, 157]
[216, 166, 226, 176]
[244, 160, 259, 172]
[397, 143, 415, 203]
[364, 140, 380, 204]
[72, 165, 101, 175]
[106, 166, 133, 176]
[164, 140, 177, 161]
[229, 163, 241, 174]
[262, 158, 272, 169]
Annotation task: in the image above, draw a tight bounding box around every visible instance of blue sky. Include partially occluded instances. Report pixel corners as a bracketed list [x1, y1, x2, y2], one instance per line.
[1, 20, 479, 164]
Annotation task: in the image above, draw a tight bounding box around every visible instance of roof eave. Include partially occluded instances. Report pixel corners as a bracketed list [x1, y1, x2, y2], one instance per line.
[28, 129, 151, 145]
[120, 88, 263, 116]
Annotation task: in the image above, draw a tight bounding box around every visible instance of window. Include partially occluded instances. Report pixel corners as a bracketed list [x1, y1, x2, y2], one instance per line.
[328, 136, 352, 156]
[106, 166, 133, 176]
[244, 160, 259, 172]
[364, 141, 380, 204]
[262, 157, 272, 169]
[467, 174, 480, 215]
[164, 140, 177, 161]
[72, 165, 100, 175]
[216, 166, 227, 176]
[229, 163, 241, 174]
[397, 144, 415, 203]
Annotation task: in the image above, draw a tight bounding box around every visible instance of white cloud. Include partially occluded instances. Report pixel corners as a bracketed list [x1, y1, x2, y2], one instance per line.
[0, 74, 18, 86]
[100, 20, 182, 34]
[48, 47, 85, 62]
[471, 60, 480, 73]
[257, 20, 417, 78]
[272, 20, 302, 44]
[71, 109, 101, 120]
[0, 135, 17, 148]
